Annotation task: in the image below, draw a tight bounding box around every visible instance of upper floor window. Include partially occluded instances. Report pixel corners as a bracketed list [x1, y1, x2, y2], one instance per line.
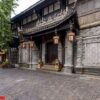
[23, 18, 27, 25]
[49, 4, 54, 13]
[22, 13, 37, 25]
[32, 13, 37, 21]
[44, 7, 48, 15]
[27, 16, 32, 23]
[54, 1, 60, 10]
[43, 1, 61, 16]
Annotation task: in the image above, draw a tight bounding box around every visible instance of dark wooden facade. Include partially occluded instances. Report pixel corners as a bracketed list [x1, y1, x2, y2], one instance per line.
[11, 0, 79, 72]
[11, 0, 100, 75]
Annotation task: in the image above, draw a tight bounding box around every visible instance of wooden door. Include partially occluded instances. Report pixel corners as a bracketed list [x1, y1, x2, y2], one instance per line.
[46, 42, 58, 64]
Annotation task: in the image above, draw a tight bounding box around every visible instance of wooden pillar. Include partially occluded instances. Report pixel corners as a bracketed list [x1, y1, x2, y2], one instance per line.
[18, 46, 22, 64]
[18, 47, 20, 63]
[42, 43, 45, 63]
[58, 42, 62, 63]
[29, 47, 32, 68]
[76, 37, 83, 68]
[30, 41, 39, 70]
[32, 48, 39, 66]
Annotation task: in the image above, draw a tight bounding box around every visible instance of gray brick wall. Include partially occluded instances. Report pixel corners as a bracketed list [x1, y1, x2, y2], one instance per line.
[76, 26, 100, 68]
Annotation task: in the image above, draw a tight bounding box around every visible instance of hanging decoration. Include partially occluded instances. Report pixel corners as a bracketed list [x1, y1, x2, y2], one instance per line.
[67, 31, 75, 42]
[67, 21, 75, 42]
[53, 29, 60, 44]
[53, 35, 60, 44]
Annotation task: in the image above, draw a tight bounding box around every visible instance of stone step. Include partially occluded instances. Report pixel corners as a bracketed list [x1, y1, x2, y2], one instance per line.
[42, 65, 57, 71]
[38, 65, 61, 72]
[61, 67, 72, 74]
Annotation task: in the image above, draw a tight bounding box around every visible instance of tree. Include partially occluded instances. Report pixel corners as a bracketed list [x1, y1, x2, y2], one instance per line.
[0, 0, 18, 49]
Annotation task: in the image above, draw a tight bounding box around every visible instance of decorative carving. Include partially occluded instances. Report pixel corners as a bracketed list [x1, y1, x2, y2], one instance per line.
[23, 9, 71, 34]
[54, 59, 62, 71]
[37, 59, 43, 68]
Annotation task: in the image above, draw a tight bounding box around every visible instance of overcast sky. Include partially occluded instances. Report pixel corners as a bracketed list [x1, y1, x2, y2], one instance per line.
[12, 0, 39, 17]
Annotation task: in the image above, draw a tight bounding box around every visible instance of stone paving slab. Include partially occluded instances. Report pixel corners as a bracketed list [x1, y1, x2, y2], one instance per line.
[0, 68, 100, 100]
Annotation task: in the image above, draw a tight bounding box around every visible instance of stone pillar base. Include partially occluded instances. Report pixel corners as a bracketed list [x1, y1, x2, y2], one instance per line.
[62, 65, 73, 74]
[29, 63, 38, 70]
[19, 63, 38, 70]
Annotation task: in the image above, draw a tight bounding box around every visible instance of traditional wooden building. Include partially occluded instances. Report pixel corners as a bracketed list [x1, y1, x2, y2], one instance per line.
[11, 0, 100, 74]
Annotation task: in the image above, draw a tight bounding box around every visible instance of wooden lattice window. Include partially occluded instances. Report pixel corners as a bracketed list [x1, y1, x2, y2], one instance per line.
[54, 1, 60, 10]
[27, 16, 32, 22]
[49, 4, 54, 13]
[23, 18, 27, 24]
[32, 13, 37, 20]
[44, 7, 48, 15]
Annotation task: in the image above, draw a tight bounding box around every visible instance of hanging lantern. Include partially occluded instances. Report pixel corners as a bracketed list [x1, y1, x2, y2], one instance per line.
[26, 42, 30, 48]
[30, 42, 34, 48]
[22, 43, 26, 48]
[67, 31, 75, 42]
[53, 35, 60, 44]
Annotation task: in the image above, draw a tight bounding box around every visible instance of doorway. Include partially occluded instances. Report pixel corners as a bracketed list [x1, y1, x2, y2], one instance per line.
[46, 42, 58, 64]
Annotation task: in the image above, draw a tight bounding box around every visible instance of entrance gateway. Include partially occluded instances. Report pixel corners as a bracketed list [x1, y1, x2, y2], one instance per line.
[11, 0, 79, 73]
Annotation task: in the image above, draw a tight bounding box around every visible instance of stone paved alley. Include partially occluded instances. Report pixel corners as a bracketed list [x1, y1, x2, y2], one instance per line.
[0, 68, 100, 100]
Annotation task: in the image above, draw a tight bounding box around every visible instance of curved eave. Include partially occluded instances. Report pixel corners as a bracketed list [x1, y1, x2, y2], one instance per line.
[24, 9, 76, 36]
[11, 0, 45, 21]
[12, 0, 58, 22]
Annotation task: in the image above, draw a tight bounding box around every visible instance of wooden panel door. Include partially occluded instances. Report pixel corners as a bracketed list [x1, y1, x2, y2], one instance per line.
[46, 42, 58, 64]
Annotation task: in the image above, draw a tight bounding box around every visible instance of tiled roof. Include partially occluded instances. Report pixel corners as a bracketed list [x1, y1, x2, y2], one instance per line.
[12, 0, 45, 21]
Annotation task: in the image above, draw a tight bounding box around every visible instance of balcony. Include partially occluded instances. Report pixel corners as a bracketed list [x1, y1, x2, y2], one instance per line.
[23, 7, 73, 34]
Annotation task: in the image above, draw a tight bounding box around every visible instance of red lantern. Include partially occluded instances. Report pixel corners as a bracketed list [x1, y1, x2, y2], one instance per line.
[67, 31, 75, 42]
[53, 35, 60, 44]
